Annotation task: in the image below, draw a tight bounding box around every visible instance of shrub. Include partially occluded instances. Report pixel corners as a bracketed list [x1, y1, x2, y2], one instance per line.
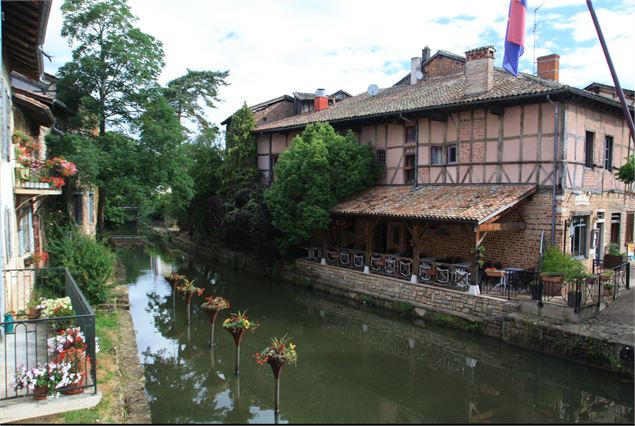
[46, 232, 117, 305]
[541, 246, 587, 283]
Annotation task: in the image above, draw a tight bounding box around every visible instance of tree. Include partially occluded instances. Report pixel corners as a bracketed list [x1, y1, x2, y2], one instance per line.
[57, 0, 165, 232]
[616, 155, 635, 185]
[264, 123, 379, 253]
[164, 70, 229, 133]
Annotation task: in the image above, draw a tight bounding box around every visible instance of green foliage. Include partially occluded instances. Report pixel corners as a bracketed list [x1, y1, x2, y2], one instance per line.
[607, 242, 625, 257]
[540, 245, 587, 283]
[264, 123, 379, 253]
[164, 69, 229, 133]
[221, 102, 259, 198]
[46, 132, 102, 186]
[58, 0, 164, 134]
[46, 231, 117, 305]
[616, 155, 634, 185]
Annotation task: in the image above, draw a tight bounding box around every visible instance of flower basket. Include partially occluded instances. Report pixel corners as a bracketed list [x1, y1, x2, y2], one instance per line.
[267, 357, 286, 379]
[226, 326, 245, 346]
[255, 336, 297, 377]
[201, 296, 229, 323]
[223, 311, 258, 346]
[33, 385, 48, 400]
[164, 272, 185, 289]
[27, 306, 41, 320]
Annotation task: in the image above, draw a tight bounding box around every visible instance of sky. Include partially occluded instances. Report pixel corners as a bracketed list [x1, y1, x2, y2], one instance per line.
[42, 0, 635, 131]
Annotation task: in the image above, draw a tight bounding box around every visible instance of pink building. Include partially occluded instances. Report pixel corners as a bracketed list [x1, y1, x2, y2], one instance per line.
[251, 46, 634, 281]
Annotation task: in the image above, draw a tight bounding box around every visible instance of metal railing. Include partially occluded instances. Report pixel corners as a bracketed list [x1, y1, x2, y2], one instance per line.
[1, 267, 96, 401]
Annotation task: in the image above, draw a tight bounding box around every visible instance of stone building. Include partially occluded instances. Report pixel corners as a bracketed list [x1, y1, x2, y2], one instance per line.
[252, 45, 634, 281]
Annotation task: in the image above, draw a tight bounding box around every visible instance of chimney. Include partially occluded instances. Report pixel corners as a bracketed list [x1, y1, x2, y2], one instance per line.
[536, 54, 560, 82]
[410, 56, 422, 85]
[314, 88, 328, 112]
[422, 46, 431, 63]
[464, 46, 495, 97]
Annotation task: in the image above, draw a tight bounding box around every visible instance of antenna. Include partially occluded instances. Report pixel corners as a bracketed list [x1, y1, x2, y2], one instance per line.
[415, 70, 424, 81]
[367, 84, 379, 96]
[532, 0, 547, 74]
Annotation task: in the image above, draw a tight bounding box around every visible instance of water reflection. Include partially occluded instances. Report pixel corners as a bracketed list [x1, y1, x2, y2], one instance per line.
[123, 242, 633, 424]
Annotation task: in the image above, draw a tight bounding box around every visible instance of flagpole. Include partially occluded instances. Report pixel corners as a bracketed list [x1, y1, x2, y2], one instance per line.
[587, 0, 635, 146]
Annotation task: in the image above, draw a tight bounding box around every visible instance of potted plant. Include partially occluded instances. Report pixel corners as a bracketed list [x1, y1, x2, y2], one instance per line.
[599, 270, 614, 283]
[175, 278, 205, 304]
[12, 361, 81, 400]
[529, 280, 543, 300]
[164, 272, 185, 289]
[201, 296, 230, 345]
[540, 246, 586, 296]
[40, 297, 76, 331]
[604, 243, 627, 268]
[602, 282, 614, 297]
[26, 251, 48, 268]
[26, 298, 43, 319]
[223, 310, 259, 375]
[567, 281, 585, 307]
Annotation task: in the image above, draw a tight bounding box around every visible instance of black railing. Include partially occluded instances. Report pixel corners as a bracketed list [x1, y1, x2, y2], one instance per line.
[1, 267, 96, 401]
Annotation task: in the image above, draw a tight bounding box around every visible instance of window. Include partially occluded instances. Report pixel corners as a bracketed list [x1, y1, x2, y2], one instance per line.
[610, 213, 621, 244]
[376, 149, 386, 166]
[18, 207, 32, 256]
[626, 212, 634, 243]
[404, 154, 415, 184]
[571, 216, 588, 258]
[74, 193, 83, 225]
[405, 126, 416, 144]
[447, 144, 457, 164]
[88, 192, 95, 224]
[604, 136, 614, 169]
[584, 131, 594, 168]
[431, 146, 443, 165]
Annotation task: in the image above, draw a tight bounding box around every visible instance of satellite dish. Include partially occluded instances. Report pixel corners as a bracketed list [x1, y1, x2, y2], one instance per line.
[367, 84, 379, 96]
[415, 70, 424, 80]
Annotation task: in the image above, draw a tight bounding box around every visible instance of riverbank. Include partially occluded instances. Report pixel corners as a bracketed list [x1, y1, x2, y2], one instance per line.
[155, 226, 634, 378]
[18, 285, 151, 424]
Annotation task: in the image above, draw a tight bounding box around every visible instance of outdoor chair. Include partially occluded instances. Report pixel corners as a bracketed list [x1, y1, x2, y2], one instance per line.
[384, 257, 397, 275]
[418, 262, 432, 281]
[353, 253, 365, 269]
[399, 259, 412, 277]
[307, 247, 321, 262]
[436, 265, 450, 284]
[326, 249, 339, 265]
[370, 255, 384, 271]
[340, 250, 350, 266]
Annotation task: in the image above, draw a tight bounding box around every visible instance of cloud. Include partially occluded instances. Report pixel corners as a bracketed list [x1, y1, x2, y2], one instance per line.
[42, 0, 633, 129]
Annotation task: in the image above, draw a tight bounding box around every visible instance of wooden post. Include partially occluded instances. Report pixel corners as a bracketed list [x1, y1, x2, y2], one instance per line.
[365, 219, 372, 268]
[412, 221, 419, 282]
[473, 228, 480, 286]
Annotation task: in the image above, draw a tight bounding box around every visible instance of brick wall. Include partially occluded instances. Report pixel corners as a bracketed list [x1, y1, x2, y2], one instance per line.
[424, 56, 465, 78]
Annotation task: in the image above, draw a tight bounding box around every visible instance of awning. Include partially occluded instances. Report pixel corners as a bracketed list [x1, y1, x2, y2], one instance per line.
[12, 91, 55, 126]
[331, 184, 537, 225]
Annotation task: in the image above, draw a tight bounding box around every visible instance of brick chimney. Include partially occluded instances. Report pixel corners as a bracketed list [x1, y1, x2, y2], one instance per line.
[464, 46, 495, 97]
[314, 88, 328, 112]
[537, 54, 560, 82]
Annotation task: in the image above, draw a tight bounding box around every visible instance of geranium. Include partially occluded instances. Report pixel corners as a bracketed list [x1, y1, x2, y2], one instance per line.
[28, 250, 48, 264]
[40, 297, 74, 318]
[255, 335, 298, 366]
[201, 296, 230, 312]
[222, 310, 259, 331]
[47, 157, 78, 177]
[12, 361, 81, 398]
[48, 327, 87, 355]
[42, 176, 66, 189]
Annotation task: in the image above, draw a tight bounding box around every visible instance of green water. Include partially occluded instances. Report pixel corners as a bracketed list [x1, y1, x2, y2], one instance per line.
[120, 239, 634, 424]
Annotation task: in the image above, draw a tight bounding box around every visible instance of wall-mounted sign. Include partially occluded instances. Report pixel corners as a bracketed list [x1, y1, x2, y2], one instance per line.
[574, 194, 589, 206]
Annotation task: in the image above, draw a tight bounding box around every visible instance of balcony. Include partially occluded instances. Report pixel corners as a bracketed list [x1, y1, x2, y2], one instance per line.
[0, 268, 100, 423]
[14, 165, 62, 196]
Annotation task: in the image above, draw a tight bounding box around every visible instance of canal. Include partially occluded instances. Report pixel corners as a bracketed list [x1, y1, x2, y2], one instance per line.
[118, 238, 634, 424]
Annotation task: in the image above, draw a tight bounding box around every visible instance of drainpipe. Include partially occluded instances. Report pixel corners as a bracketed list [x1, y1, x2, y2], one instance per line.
[268, 133, 273, 185]
[398, 113, 418, 190]
[546, 94, 559, 247]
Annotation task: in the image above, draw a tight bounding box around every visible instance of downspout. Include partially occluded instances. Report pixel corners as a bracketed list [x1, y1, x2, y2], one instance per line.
[268, 133, 273, 185]
[398, 113, 418, 190]
[546, 94, 559, 247]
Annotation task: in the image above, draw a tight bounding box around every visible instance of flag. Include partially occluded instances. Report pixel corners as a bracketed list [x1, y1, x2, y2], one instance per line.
[503, 0, 527, 76]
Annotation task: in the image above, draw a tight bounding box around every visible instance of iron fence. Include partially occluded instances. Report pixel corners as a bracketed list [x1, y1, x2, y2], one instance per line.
[1, 267, 96, 401]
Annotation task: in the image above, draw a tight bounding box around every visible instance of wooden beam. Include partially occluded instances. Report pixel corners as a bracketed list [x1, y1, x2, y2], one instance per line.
[478, 222, 526, 232]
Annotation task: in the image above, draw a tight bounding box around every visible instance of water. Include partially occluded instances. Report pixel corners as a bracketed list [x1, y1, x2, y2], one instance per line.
[120, 239, 634, 424]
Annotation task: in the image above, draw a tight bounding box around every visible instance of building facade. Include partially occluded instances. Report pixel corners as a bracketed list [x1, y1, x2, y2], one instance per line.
[251, 46, 634, 280]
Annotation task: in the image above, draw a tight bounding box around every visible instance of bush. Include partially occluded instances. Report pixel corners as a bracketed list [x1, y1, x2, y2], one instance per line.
[46, 232, 117, 304]
[541, 246, 587, 283]
[607, 243, 625, 257]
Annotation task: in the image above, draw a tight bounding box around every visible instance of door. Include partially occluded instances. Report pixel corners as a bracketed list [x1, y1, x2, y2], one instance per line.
[595, 222, 604, 262]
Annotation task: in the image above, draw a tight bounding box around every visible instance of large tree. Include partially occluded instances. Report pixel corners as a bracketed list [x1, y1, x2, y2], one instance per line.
[264, 123, 379, 253]
[57, 0, 165, 231]
[163, 70, 229, 133]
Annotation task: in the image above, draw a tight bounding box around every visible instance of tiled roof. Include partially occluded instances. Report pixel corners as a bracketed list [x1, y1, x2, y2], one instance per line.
[331, 184, 537, 224]
[254, 68, 625, 132]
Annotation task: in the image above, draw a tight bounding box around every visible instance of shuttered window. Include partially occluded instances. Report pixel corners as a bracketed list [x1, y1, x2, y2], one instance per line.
[626, 212, 634, 243]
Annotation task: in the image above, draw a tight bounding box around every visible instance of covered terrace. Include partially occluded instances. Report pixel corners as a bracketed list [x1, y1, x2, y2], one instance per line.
[307, 184, 537, 292]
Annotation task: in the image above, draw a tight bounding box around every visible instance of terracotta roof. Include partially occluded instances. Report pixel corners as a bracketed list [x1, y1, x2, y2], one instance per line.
[254, 68, 626, 133]
[331, 184, 537, 224]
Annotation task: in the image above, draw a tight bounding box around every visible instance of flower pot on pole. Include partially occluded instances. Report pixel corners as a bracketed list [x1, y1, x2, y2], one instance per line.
[255, 336, 298, 420]
[201, 296, 230, 347]
[223, 311, 258, 376]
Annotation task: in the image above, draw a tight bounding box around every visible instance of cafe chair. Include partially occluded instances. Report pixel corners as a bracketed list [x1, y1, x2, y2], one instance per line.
[384, 257, 397, 275]
[436, 265, 450, 284]
[326, 249, 339, 265]
[353, 253, 365, 269]
[370, 255, 384, 271]
[419, 262, 432, 281]
[340, 250, 350, 266]
[399, 259, 412, 277]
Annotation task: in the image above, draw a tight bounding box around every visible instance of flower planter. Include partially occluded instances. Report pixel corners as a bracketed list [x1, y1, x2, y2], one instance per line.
[61, 376, 84, 395]
[567, 292, 582, 308]
[267, 357, 286, 379]
[33, 385, 48, 400]
[27, 306, 41, 319]
[225, 327, 245, 347]
[603, 287, 613, 297]
[205, 309, 220, 324]
[484, 270, 505, 278]
[541, 275, 563, 296]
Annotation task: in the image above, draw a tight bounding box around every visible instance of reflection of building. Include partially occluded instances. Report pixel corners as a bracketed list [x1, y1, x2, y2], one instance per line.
[253, 45, 634, 275]
[151, 254, 174, 277]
